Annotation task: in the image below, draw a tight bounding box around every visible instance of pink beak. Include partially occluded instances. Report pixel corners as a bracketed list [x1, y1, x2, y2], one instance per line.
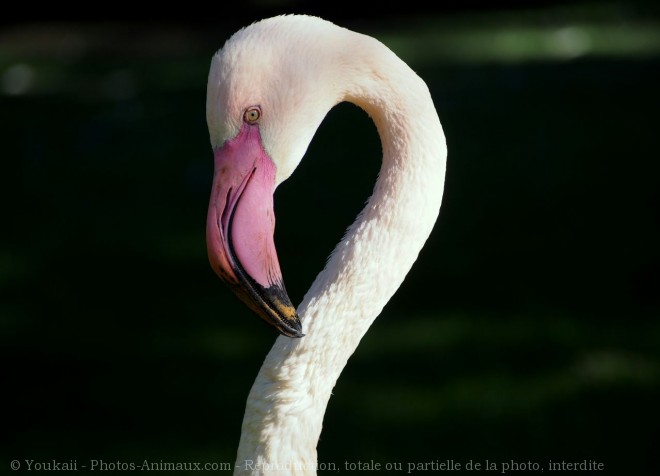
[206, 122, 303, 338]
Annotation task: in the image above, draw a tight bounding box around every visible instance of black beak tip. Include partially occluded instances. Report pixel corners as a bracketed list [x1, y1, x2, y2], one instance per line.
[278, 316, 305, 338]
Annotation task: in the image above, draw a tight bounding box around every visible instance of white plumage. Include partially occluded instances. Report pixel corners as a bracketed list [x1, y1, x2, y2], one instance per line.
[206, 15, 447, 475]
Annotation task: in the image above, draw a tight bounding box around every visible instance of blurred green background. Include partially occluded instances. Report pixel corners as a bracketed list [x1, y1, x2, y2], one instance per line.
[2, 1, 659, 474]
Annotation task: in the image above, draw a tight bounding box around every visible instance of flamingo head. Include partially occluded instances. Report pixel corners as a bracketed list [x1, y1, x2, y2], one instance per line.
[205, 16, 346, 337]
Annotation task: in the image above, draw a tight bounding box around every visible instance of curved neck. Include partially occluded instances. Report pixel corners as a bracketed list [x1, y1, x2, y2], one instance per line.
[235, 37, 447, 476]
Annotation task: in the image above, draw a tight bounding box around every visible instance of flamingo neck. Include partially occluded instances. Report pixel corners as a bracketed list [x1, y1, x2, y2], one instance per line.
[234, 37, 447, 476]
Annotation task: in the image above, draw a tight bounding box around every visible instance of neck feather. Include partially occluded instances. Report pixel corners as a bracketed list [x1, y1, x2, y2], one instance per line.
[234, 34, 447, 476]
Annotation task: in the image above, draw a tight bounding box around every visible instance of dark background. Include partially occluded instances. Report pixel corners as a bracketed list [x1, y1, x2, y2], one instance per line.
[2, 1, 659, 474]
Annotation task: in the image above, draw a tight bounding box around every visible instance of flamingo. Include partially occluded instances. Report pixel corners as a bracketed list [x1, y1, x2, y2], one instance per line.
[206, 15, 447, 475]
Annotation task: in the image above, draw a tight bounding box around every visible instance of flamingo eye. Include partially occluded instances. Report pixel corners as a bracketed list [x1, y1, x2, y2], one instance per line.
[244, 107, 261, 124]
